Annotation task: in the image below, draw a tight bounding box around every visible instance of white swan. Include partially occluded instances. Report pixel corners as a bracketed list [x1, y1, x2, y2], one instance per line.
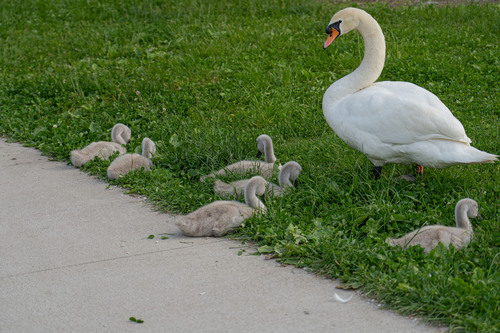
[386, 198, 479, 254]
[213, 161, 302, 199]
[106, 138, 156, 180]
[70, 123, 131, 167]
[200, 134, 278, 182]
[176, 176, 268, 237]
[322, 8, 497, 179]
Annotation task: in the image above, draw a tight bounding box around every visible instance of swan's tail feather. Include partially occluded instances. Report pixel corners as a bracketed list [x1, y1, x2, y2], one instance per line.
[200, 173, 215, 182]
[174, 218, 192, 236]
[416, 142, 498, 167]
[463, 147, 498, 164]
[386, 237, 396, 246]
[386, 237, 406, 248]
[70, 150, 90, 167]
[175, 217, 207, 237]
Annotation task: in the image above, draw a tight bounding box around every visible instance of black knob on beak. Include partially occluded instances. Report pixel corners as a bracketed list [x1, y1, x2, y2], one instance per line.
[326, 20, 342, 36]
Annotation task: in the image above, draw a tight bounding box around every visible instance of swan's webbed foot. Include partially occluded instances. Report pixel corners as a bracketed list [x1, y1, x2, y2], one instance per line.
[373, 166, 383, 180]
[397, 174, 417, 182]
[397, 165, 424, 182]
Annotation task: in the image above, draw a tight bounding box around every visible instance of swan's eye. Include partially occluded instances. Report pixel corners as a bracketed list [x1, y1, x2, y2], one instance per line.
[326, 20, 342, 36]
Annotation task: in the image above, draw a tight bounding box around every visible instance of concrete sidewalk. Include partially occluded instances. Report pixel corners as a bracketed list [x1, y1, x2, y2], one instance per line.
[0, 138, 443, 332]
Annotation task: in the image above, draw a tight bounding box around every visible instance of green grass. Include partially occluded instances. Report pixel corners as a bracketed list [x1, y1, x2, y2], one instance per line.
[0, 0, 499, 331]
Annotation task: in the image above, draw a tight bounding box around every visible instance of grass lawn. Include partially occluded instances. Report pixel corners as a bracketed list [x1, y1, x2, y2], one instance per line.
[0, 0, 498, 331]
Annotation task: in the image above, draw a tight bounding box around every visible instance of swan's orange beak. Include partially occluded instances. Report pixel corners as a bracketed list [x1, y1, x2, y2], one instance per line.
[323, 29, 339, 49]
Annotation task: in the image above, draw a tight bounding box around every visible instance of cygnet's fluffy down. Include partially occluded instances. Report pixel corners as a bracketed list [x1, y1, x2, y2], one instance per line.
[70, 123, 131, 167]
[107, 138, 156, 180]
[386, 198, 479, 254]
[176, 176, 267, 237]
[214, 161, 302, 199]
[200, 134, 278, 182]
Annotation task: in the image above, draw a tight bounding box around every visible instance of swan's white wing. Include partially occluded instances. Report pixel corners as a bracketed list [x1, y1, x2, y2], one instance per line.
[329, 81, 471, 148]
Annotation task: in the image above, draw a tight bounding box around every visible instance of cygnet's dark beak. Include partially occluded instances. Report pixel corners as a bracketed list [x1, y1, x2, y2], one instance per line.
[256, 151, 263, 158]
[292, 179, 300, 188]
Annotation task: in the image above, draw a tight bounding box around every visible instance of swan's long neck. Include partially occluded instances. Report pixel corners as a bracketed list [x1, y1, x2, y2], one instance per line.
[264, 139, 276, 164]
[112, 129, 126, 145]
[245, 193, 267, 213]
[322, 11, 386, 113]
[244, 181, 267, 213]
[142, 139, 156, 159]
[455, 202, 474, 234]
[279, 169, 292, 188]
[112, 125, 130, 145]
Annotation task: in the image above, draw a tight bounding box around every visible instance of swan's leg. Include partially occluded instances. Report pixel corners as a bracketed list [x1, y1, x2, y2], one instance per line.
[373, 166, 382, 180]
[416, 165, 424, 177]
